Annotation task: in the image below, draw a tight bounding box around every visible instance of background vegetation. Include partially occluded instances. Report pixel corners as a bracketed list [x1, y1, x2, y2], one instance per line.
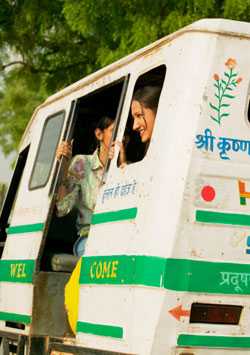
[0, 183, 6, 208]
[0, 0, 248, 155]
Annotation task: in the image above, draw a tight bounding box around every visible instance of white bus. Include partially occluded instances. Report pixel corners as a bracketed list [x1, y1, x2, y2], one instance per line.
[0, 18, 250, 355]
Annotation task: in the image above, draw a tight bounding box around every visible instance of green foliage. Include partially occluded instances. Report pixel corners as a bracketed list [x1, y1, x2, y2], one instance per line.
[0, 0, 249, 155]
[224, 0, 250, 21]
[0, 182, 7, 209]
[0, 69, 46, 154]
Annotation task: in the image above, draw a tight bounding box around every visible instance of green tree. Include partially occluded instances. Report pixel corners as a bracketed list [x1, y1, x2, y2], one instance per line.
[0, 183, 7, 209]
[0, 0, 99, 154]
[0, 0, 249, 155]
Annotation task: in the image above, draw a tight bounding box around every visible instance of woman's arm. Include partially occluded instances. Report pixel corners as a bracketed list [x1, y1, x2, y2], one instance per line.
[56, 141, 83, 216]
[56, 140, 73, 200]
[109, 141, 127, 167]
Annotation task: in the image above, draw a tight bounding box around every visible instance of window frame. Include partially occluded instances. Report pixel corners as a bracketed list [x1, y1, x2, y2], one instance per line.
[100, 75, 130, 179]
[116, 64, 167, 167]
[29, 110, 66, 191]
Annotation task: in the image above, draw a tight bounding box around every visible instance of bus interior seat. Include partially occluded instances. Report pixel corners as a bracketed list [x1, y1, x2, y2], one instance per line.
[41, 208, 79, 272]
[51, 253, 79, 272]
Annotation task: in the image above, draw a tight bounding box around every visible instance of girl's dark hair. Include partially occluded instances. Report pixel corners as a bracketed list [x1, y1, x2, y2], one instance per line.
[95, 116, 114, 153]
[96, 116, 115, 130]
[132, 86, 161, 113]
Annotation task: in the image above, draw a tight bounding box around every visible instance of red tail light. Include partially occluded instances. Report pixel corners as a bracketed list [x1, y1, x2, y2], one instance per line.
[190, 303, 242, 325]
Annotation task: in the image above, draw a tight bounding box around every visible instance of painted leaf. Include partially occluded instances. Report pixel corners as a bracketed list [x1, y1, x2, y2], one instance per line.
[210, 115, 220, 124]
[209, 61, 241, 125]
[209, 103, 219, 111]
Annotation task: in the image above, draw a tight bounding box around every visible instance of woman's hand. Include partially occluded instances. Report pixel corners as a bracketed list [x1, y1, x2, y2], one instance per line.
[108, 141, 116, 160]
[56, 140, 73, 161]
[56, 140, 73, 197]
[108, 141, 127, 166]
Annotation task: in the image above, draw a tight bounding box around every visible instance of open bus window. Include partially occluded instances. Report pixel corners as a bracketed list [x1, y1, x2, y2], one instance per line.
[29, 111, 65, 190]
[248, 97, 250, 123]
[0, 146, 30, 257]
[40, 78, 127, 271]
[119, 65, 166, 165]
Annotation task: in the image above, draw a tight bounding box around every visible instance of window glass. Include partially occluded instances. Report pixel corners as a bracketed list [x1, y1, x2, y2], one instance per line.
[119, 65, 166, 165]
[29, 111, 65, 189]
[248, 97, 250, 123]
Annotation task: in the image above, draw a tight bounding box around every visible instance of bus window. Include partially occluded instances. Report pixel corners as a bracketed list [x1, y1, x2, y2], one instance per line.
[0, 146, 30, 256]
[29, 111, 65, 190]
[120, 65, 166, 164]
[40, 77, 128, 271]
[247, 97, 250, 124]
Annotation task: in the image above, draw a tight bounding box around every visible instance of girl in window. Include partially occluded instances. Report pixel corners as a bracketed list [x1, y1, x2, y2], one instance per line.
[56, 116, 126, 255]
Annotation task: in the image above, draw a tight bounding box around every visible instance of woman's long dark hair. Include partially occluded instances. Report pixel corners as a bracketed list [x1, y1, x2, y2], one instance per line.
[96, 116, 114, 131]
[95, 116, 115, 153]
[132, 86, 161, 113]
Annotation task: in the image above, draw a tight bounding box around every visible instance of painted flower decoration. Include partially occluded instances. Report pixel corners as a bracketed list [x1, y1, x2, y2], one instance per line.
[225, 58, 237, 69]
[209, 58, 242, 125]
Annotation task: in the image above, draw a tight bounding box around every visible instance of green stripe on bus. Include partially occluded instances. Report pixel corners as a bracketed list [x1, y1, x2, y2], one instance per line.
[0, 260, 35, 283]
[178, 334, 250, 348]
[91, 208, 137, 225]
[7, 223, 44, 235]
[165, 258, 250, 294]
[0, 311, 31, 324]
[196, 210, 250, 226]
[80, 255, 250, 295]
[80, 255, 165, 287]
[77, 321, 123, 338]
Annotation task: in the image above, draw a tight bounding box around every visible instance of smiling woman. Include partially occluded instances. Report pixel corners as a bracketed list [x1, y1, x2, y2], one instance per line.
[131, 86, 162, 144]
[121, 65, 166, 164]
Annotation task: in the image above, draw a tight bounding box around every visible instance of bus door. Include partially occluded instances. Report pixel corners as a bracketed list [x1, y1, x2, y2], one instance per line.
[32, 77, 129, 338]
[76, 64, 167, 348]
[0, 101, 76, 335]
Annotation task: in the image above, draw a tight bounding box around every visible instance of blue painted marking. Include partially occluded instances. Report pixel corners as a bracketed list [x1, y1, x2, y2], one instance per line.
[246, 249, 250, 254]
[195, 128, 250, 160]
[247, 236, 250, 247]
